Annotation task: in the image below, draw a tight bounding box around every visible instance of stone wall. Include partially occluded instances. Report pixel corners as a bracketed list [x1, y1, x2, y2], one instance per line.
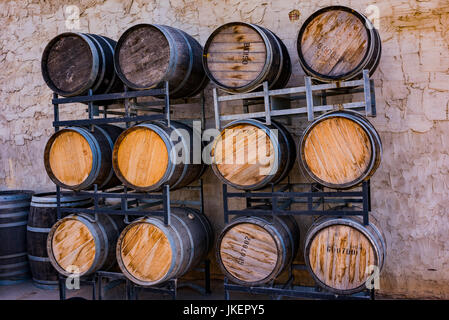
[0, 0, 448, 298]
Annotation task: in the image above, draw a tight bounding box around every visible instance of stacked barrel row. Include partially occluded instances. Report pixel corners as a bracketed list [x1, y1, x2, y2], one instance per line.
[35, 5, 386, 295]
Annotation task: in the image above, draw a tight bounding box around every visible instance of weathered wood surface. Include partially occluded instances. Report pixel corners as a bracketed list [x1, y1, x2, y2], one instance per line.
[118, 26, 170, 88]
[51, 219, 96, 274]
[300, 10, 368, 78]
[219, 222, 278, 283]
[213, 124, 275, 187]
[305, 217, 386, 294]
[116, 127, 169, 188]
[45, 35, 93, 93]
[119, 222, 172, 282]
[303, 117, 372, 185]
[49, 131, 93, 187]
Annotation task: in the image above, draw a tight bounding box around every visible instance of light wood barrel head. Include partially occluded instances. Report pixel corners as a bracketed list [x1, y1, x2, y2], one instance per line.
[213, 124, 275, 187]
[49, 130, 93, 186]
[303, 117, 372, 186]
[119, 222, 172, 282]
[116, 127, 169, 188]
[118, 25, 170, 88]
[219, 223, 278, 283]
[205, 24, 267, 88]
[300, 9, 369, 77]
[51, 219, 96, 274]
[308, 224, 375, 291]
[46, 35, 93, 93]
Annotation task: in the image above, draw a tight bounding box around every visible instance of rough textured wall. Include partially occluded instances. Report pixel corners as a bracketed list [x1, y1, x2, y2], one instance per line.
[0, 0, 448, 298]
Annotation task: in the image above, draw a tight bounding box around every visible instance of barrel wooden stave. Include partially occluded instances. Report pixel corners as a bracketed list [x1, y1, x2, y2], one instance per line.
[211, 118, 295, 190]
[300, 110, 382, 189]
[203, 22, 291, 93]
[41, 33, 122, 97]
[304, 214, 386, 294]
[297, 6, 382, 82]
[115, 24, 208, 99]
[47, 213, 123, 277]
[113, 120, 205, 192]
[27, 193, 92, 289]
[217, 213, 299, 286]
[44, 124, 123, 191]
[116, 207, 213, 286]
[0, 191, 33, 285]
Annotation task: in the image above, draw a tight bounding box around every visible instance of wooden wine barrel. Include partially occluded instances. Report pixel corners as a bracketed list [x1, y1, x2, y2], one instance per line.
[217, 214, 299, 286]
[297, 6, 382, 82]
[304, 214, 386, 294]
[0, 190, 33, 285]
[47, 213, 124, 277]
[27, 193, 92, 289]
[211, 119, 296, 190]
[41, 32, 123, 97]
[299, 110, 382, 189]
[203, 22, 291, 93]
[116, 207, 213, 286]
[114, 24, 209, 99]
[44, 124, 123, 191]
[112, 120, 205, 192]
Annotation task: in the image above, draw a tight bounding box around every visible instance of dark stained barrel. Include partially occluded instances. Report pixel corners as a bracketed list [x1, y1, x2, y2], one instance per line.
[47, 213, 124, 277]
[0, 190, 33, 285]
[27, 193, 92, 289]
[211, 118, 296, 190]
[116, 207, 212, 286]
[297, 6, 381, 82]
[304, 214, 386, 294]
[44, 124, 123, 191]
[41, 33, 123, 97]
[114, 24, 209, 99]
[203, 22, 291, 93]
[299, 110, 382, 189]
[112, 120, 205, 192]
[217, 214, 299, 286]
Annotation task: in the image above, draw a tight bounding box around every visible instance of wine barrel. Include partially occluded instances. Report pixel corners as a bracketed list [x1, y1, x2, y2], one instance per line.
[217, 214, 299, 286]
[44, 124, 123, 191]
[0, 190, 33, 285]
[299, 110, 382, 189]
[112, 120, 205, 192]
[41, 32, 123, 97]
[203, 22, 291, 93]
[27, 193, 92, 289]
[114, 24, 209, 99]
[304, 214, 386, 294]
[116, 207, 213, 286]
[47, 213, 124, 277]
[297, 6, 382, 82]
[211, 118, 296, 190]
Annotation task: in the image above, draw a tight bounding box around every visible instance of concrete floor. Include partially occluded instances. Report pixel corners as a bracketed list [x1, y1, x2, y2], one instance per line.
[0, 279, 275, 300]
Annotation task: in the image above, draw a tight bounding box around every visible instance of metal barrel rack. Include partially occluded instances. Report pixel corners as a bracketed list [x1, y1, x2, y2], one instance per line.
[50, 82, 211, 300]
[213, 71, 377, 300]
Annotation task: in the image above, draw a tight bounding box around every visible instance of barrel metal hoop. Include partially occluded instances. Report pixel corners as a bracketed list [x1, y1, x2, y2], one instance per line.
[74, 126, 102, 190]
[0, 210, 29, 218]
[169, 28, 194, 96]
[171, 213, 195, 276]
[85, 34, 107, 93]
[0, 261, 29, 270]
[27, 255, 51, 262]
[27, 226, 51, 233]
[0, 191, 33, 202]
[101, 36, 119, 93]
[0, 252, 27, 260]
[95, 125, 115, 189]
[0, 221, 28, 228]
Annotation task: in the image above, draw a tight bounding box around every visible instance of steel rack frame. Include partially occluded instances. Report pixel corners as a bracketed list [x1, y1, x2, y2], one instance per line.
[96, 260, 211, 300]
[214, 71, 378, 300]
[51, 81, 210, 300]
[213, 70, 376, 129]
